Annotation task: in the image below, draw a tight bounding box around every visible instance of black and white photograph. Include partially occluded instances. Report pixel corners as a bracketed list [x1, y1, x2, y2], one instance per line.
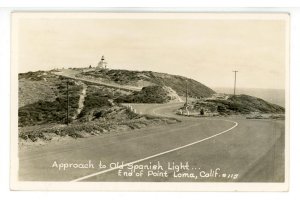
[10, 12, 289, 191]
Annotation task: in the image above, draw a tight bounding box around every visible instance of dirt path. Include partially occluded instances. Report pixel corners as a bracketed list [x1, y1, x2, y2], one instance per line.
[73, 84, 87, 119]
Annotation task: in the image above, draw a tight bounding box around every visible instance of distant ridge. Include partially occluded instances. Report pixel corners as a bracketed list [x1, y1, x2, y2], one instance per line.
[214, 87, 285, 107]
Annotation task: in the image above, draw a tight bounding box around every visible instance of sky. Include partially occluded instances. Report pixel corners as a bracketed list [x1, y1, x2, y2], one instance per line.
[14, 13, 288, 89]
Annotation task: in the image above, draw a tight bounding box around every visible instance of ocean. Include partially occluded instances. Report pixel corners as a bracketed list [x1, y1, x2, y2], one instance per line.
[213, 87, 286, 107]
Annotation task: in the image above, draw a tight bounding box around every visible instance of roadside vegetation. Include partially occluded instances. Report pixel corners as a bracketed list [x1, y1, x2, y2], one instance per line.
[19, 110, 180, 142]
[180, 94, 285, 117]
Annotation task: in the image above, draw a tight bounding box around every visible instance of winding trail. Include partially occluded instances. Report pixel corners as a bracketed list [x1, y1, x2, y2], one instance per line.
[73, 84, 87, 119]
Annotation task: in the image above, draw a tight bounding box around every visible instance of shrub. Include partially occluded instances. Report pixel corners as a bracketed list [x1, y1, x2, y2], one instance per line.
[200, 109, 204, 115]
[217, 105, 227, 113]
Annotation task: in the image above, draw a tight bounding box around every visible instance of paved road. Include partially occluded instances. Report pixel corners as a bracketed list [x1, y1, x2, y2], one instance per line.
[19, 103, 285, 182]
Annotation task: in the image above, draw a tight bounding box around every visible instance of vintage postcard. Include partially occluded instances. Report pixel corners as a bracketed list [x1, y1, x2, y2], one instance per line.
[10, 12, 289, 191]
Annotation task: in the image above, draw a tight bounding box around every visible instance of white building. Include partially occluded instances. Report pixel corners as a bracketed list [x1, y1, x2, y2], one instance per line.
[97, 55, 107, 68]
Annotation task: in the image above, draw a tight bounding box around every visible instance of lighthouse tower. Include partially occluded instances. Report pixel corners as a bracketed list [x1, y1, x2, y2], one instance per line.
[97, 55, 107, 69]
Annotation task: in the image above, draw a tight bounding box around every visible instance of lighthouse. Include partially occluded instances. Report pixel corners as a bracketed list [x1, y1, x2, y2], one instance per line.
[97, 55, 107, 68]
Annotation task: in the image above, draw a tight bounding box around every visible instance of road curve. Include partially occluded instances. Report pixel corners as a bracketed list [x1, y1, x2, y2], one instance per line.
[70, 109, 238, 182]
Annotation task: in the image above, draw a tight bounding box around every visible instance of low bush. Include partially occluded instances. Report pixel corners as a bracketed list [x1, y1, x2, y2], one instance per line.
[115, 85, 171, 103]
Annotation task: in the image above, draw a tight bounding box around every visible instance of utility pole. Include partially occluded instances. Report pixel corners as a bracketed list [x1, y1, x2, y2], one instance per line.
[185, 79, 188, 106]
[233, 70, 238, 96]
[66, 80, 69, 125]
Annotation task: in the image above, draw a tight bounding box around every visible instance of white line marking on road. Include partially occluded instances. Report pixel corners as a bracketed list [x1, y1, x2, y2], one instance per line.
[70, 119, 238, 182]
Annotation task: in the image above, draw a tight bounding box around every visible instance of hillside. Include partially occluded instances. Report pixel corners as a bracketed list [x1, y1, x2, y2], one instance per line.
[19, 71, 60, 107]
[18, 70, 181, 144]
[76, 68, 215, 98]
[19, 72, 84, 127]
